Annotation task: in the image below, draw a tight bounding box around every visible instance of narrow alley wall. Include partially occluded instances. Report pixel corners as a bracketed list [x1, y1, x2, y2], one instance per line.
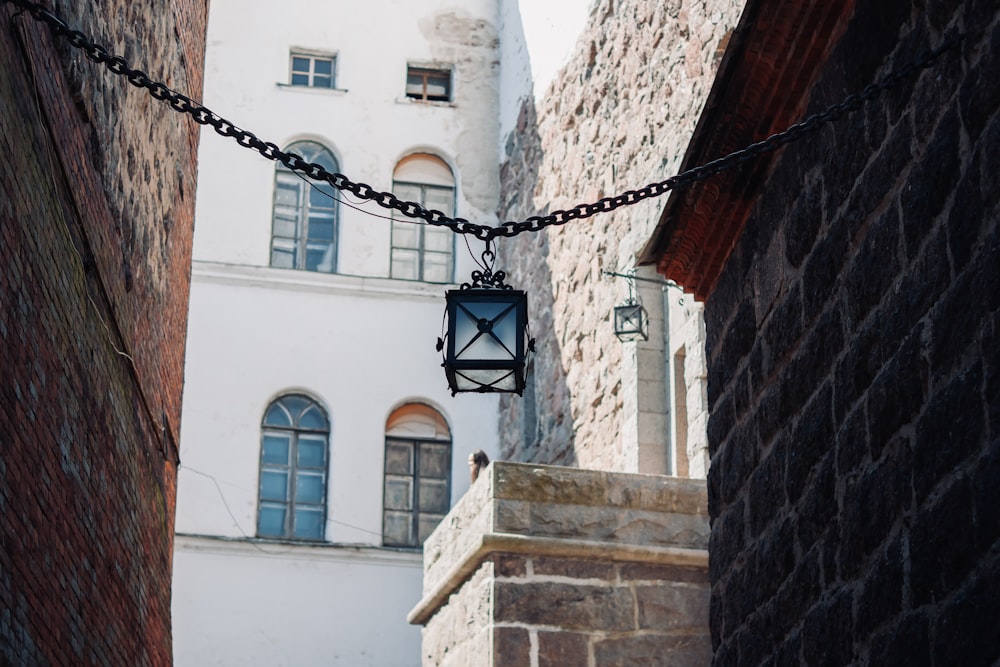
[0, 1, 206, 662]
[497, 0, 741, 471]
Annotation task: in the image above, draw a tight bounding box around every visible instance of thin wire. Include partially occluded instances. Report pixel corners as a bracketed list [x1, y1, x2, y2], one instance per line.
[291, 169, 414, 225]
[181, 465, 387, 541]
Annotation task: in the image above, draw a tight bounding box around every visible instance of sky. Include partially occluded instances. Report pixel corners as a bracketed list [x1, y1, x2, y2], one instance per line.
[519, 0, 592, 97]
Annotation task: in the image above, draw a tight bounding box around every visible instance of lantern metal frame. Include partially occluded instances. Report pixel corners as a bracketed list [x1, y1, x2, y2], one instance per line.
[438, 249, 534, 396]
[613, 301, 649, 342]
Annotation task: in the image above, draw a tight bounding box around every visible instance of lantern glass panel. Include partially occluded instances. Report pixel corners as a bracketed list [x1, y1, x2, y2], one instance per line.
[453, 301, 518, 361]
[614, 304, 648, 342]
[451, 368, 518, 392]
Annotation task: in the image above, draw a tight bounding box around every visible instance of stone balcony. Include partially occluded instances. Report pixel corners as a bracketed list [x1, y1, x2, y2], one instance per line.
[409, 461, 711, 666]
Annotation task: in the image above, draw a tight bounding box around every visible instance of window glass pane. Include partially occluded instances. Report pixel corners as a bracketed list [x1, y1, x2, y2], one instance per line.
[393, 183, 422, 202]
[272, 210, 299, 241]
[260, 470, 289, 501]
[423, 227, 452, 253]
[258, 504, 286, 537]
[282, 396, 308, 420]
[263, 403, 292, 427]
[295, 471, 325, 503]
[308, 213, 335, 241]
[298, 406, 327, 431]
[262, 434, 291, 465]
[297, 436, 326, 467]
[275, 178, 301, 208]
[392, 221, 418, 250]
[417, 513, 445, 544]
[385, 441, 413, 475]
[271, 246, 295, 269]
[422, 253, 451, 283]
[309, 185, 335, 208]
[384, 478, 413, 510]
[291, 73, 309, 86]
[294, 508, 324, 539]
[305, 244, 333, 272]
[313, 74, 332, 88]
[391, 249, 419, 280]
[419, 443, 450, 478]
[292, 57, 310, 73]
[405, 73, 424, 98]
[313, 59, 332, 76]
[423, 187, 454, 216]
[425, 76, 449, 99]
[383, 511, 412, 546]
[418, 479, 449, 514]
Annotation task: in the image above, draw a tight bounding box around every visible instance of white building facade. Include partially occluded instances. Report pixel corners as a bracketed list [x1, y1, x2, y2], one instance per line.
[172, 1, 504, 665]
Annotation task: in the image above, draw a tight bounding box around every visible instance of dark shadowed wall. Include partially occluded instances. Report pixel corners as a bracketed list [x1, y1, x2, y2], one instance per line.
[0, 1, 206, 663]
[701, 0, 999, 663]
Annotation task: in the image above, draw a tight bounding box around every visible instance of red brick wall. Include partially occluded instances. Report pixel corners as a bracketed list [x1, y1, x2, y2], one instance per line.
[0, 1, 206, 663]
[703, 1, 1000, 664]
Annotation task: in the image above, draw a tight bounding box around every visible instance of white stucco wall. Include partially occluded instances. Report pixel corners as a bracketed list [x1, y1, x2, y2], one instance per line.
[172, 537, 423, 667]
[174, 0, 505, 664]
[192, 0, 502, 276]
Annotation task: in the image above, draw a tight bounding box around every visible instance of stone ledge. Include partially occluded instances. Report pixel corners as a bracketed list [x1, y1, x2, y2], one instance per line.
[411, 462, 709, 626]
[421, 462, 710, 595]
[407, 532, 708, 625]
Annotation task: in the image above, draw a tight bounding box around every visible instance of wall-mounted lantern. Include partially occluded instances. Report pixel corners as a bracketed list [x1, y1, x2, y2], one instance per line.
[606, 269, 649, 342]
[613, 301, 648, 342]
[439, 250, 533, 395]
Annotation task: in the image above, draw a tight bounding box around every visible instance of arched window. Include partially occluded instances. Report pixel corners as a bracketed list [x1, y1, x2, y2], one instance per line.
[382, 403, 452, 547]
[271, 141, 338, 273]
[390, 154, 454, 283]
[257, 394, 329, 540]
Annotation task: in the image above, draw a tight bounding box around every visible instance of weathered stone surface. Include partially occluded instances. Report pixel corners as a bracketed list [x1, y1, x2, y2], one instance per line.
[495, 581, 634, 631]
[636, 583, 710, 631]
[414, 464, 710, 665]
[497, 0, 741, 474]
[691, 0, 1000, 664]
[0, 2, 205, 664]
[422, 560, 494, 667]
[537, 631, 589, 667]
[593, 634, 713, 667]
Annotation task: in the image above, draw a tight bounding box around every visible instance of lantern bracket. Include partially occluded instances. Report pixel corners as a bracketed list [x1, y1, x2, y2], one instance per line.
[462, 249, 513, 291]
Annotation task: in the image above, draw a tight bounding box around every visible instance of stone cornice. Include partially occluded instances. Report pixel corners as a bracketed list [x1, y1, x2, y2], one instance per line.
[407, 532, 707, 625]
[409, 462, 710, 625]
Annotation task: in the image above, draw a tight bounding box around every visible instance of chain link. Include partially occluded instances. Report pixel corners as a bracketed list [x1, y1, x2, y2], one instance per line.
[3, 0, 961, 241]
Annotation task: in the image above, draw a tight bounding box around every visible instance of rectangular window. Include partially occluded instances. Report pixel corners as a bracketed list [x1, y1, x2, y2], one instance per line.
[290, 53, 335, 88]
[390, 182, 454, 283]
[382, 437, 451, 547]
[405, 66, 451, 102]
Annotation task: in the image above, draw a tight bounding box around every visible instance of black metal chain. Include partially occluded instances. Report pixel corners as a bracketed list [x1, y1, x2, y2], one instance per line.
[3, 0, 960, 241]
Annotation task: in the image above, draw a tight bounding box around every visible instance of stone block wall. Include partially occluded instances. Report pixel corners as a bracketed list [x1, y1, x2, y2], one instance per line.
[704, 1, 1000, 664]
[497, 0, 742, 472]
[411, 462, 711, 666]
[491, 555, 710, 667]
[0, 1, 206, 663]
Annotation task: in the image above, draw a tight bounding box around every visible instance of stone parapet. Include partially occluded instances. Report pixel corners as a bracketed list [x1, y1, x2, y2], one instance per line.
[411, 462, 711, 666]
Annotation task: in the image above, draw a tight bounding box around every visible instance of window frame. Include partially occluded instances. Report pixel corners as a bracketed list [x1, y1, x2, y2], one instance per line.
[289, 51, 337, 89]
[390, 180, 455, 283]
[405, 66, 452, 102]
[256, 394, 330, 541]
[382, 406, 452, 549]
[270, 140, 339, 273]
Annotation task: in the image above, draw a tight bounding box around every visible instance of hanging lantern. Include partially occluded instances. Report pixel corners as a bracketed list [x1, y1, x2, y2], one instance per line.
[611, 270, 649, 342]
[613, 302, 648, 342]
[438, 250, 533, 395]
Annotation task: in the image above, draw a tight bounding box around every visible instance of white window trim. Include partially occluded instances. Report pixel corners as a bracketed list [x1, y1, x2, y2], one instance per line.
[281, 48, 348, 93]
